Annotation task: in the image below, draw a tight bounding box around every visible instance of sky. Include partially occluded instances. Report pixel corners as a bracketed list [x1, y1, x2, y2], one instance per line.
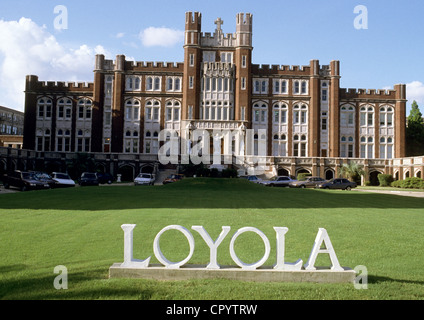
[0, 0, 423, 114]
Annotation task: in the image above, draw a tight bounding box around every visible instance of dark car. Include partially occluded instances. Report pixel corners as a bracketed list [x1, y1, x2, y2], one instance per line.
[289, 176, 327, 188]
[162, 174, 184, 185]
[32, 172, 57, 188]
[78, 172, 99, 186]
[96, 172, 114, 184]
[2, 170, 50, 191]
[239, 175, 262, 184]
[316, 178, 357, 190]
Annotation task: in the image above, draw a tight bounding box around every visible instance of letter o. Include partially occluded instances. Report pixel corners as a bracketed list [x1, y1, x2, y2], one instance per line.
[153, 225, 195, 269]
[229, 227, 271, 270]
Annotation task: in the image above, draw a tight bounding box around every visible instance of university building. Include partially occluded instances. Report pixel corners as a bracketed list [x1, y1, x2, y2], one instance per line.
[19, 12, 422, 183]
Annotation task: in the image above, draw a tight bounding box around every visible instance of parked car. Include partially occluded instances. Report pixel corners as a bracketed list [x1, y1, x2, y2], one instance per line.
[32, 172, 57, 188]
[78, 172, 99, 186]
[51, 172, 76, 188]
[239, 175, 262, 183]
[134, 173, 155, 186]
[2, 170, 50, 191]
[162, 174, 184, 185]
[259, 176, 295, 187]
[316, 178, 357, 190]
[96, 172, 114, 184]
[289, 176, 327, 188]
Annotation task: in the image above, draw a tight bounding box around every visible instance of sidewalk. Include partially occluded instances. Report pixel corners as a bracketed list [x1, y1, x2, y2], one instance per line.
[354, 188, 424, 198]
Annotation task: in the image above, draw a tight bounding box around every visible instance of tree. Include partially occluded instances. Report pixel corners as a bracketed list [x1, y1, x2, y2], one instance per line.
[406, 101, 424, 156]
[339, 162, 365, 183]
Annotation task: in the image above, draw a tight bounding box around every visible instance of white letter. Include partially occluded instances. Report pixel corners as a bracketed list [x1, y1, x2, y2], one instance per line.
[192, 226, 231, 269]
[273, 227, 303, 270]
[304, 228, 343, 271]
[353, 5, 368, 30]
[191, 129, 210, 165]
[153, 225, 195, 269]
[354, 265, 368, 289]
[229, 227, 271, 270]
[53, 265, 68, 289]
[158, 129, 179, 165]
[53, 5, 68, 30]
[121, 224, 151, 268]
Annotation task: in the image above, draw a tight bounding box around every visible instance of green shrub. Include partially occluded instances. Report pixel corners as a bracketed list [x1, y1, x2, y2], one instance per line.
[391, 177, 424, 189]
[364, 181, 372, 186]
[378, 174, 394, 187]
[297, 172, 312, 181]
[222, 167, 238, 178]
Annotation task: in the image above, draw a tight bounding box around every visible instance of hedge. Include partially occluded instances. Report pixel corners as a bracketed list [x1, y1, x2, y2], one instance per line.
[391, 177, 424, 189]
[378, 174, 394, 187]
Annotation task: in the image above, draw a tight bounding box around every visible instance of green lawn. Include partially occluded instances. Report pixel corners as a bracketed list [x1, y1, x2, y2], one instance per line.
[1, 178, 424, 300]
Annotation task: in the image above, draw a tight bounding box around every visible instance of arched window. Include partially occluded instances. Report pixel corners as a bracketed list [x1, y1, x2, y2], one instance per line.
[57, 98, 72, 119]
[145, 100, 160, 122]
[273, 103, 288, 125]
[293, 104, 308, 124]
[37, 98, 52, 119]
[360, 105, 374, 127]
[360, 136, 374, 158]
[253, 103, 267, 124]
[379, 106, 394, 127]
[78, 98, 92, 120]
[379, 136, 394, 159]
[125, 99, 140, 121]
[340, 136, 355, 158]
[272, 132, 287, 156]
[340, 105, 355, 127]
[166, 100, 181, 122]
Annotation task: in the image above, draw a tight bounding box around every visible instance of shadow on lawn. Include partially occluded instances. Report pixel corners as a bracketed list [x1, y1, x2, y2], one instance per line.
[0, 266, 157, 300]
[1, 179, 424, 211]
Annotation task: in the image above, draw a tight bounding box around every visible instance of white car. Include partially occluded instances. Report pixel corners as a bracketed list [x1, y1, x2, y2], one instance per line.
[51, 172, 76, 188]
[259, 176, 295, 187]
[134, 173, 155, 186]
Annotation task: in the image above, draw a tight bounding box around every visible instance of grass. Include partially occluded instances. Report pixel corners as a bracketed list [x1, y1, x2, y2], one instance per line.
[1, 178, 424, 300]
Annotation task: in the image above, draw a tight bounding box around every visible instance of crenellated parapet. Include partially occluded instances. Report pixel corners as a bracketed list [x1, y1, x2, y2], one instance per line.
[251, 64, 312, 76]
[339, 87, 398, 101]
[25, 75, 94, 93]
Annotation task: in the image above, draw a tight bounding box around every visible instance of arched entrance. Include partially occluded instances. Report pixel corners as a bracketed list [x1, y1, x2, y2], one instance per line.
[369, 171, 381, 186]
[278, 168, 290, 177]
[118, 164, 135, 182]
[325, 169, 334, 180]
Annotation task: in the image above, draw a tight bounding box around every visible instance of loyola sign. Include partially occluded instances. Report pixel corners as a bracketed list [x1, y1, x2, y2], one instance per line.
[115, 224, 345, 271]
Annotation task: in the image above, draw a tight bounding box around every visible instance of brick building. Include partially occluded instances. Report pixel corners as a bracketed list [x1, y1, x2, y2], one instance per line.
[22, 12, 413, 182]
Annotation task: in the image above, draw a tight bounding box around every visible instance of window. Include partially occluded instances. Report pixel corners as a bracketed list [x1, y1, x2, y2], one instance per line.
[294, 80, 308, 95]
[379, 106, 394, 127]
[77, 98, 92, 120]
[322, 89, 327, 101]
[165, 100, 181, 122]
[146, 76, 161, 91]
[125, 99, 140, 121]
[76, 130, 90, 152]
[124, 130, 139, 153]
[379, 136, 394, 159]
[37, 98, 52, 119]
[203, 51, 215, 62]
[253, 79, 268, 94]
[340, 105, 355, 127]
[189, 54, 195, 66]
[293, 105, 308, 124]
[273, 133, 287, 156]
[241, 77, 246, 90]
[273, 79, 288, 94]
[293, 134, 307, 157]
[145, 100, 160, 122]
[36, 129, 51, 151]
[273, 103, 288, 125]
[253, 103, 267, 124]
[360, 105, 374, 127]
[189, 76, 194, 89]
[242, 55, 247, 68]
[360, 136, 374, 158]
[220, 52, 233, 63]
[56, 129, 71, 152]
[145, 131, 159, 154]
[57, 98, 72, 120]
[340, 136, 355, 158]
[126, 76, 141, 91]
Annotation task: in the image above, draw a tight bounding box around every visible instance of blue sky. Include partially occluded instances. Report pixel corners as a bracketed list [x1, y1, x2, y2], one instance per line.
[0, 0, 423, 113]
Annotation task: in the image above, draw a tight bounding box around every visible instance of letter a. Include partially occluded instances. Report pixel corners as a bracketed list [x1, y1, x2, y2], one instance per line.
[304, 228, 343, 271]
[53, 5, 68, 30]
[53, 265, 68, 289]
[353, 5, 368, 30]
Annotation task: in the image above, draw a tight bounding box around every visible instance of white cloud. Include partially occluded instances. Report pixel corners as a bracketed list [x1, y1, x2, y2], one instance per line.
[0, 17, 110, 111]
[139, 27, 184, 47]
[406, 81, 424, 106]
[115, 32, 125, 39]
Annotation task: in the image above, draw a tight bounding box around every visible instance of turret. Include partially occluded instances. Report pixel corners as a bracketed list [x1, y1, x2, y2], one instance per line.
[185, 12, 201, 47]
[236, 13, 252, 47]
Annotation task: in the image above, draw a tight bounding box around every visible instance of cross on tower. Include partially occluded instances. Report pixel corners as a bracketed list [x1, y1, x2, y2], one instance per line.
[214, 17, 223, 31]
